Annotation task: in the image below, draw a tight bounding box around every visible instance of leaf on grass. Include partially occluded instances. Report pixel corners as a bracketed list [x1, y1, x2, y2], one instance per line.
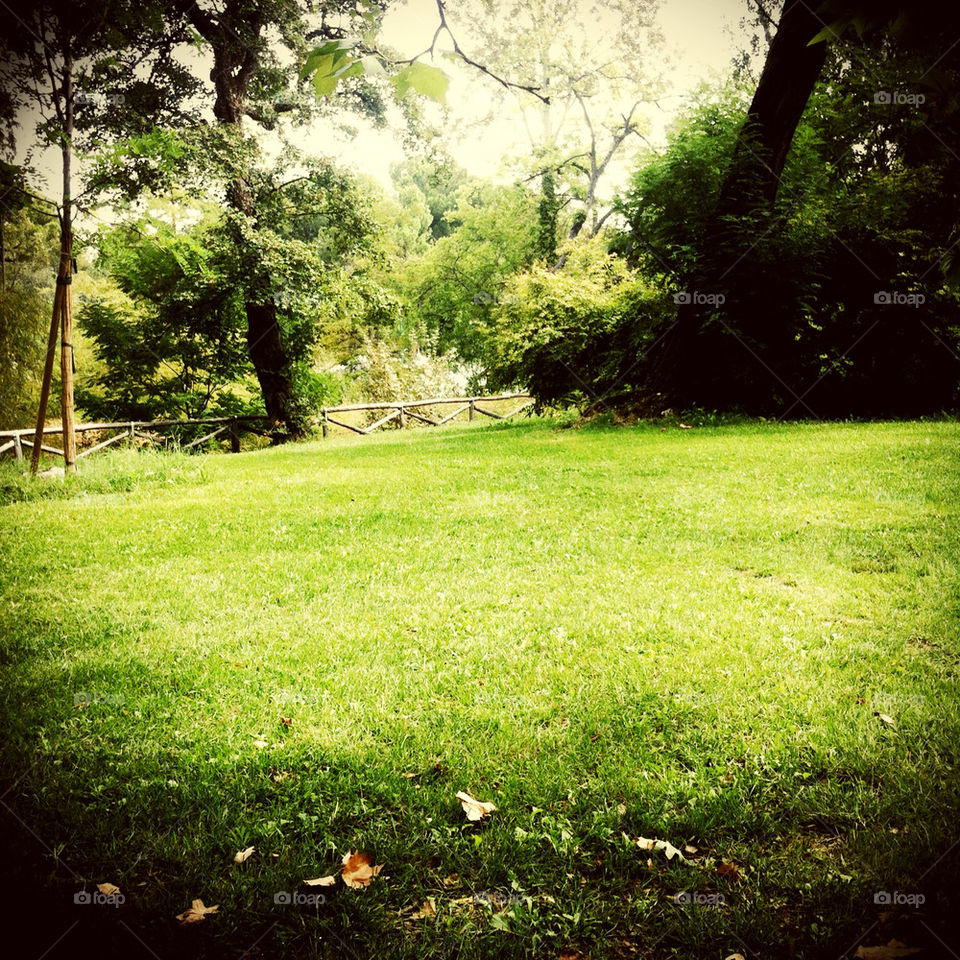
[457, 790, 497, 821]
[341, 850, 383, 888]
[176, 899, 218, 925]
[876, 713, 896, 728]
[402, 771, 420, 779]
[97, 882, 120, 896]
[304, 875, 336, 887]
[717, 861, 740, 878]
[253, 739, 268, 749]
[441, 873, 459, 887]
[684, 845, 698, 855]
[679, 423, 693, 429]
[408, 898, 436, 920]
[616, 803, 627, 816]
[725, 954, 746, 960]
[233, 846, 255, 864]
[280, 716, 292, 726]
[854, 941, 922, 959]
[637, 836, 687, 862]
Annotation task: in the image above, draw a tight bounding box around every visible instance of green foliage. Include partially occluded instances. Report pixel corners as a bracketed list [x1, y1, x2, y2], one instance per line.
[77, 215, 253, 422]
[483, 236, 671, 407]
[0, 207, 58, 427]
[398, 181, 541, 361]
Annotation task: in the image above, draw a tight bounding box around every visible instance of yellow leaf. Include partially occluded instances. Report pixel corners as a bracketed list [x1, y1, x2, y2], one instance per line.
[456, 790, 497, 821]
[341, 851, 383, 888]
[97, 882, 120, 896]
[176, 899, 219, 925]
[304, 875, 336, 886]
[233, 846, 255, 864]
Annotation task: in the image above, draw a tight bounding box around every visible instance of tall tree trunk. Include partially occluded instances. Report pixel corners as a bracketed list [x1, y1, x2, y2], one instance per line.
[646, 0, 828, 412]
[180, 2, 304, 439]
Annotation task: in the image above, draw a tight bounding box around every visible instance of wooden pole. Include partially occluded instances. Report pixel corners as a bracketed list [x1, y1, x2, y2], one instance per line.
[13, 434, 23, 462]
[30, 275, 66, 475]
[469, 400, 475, 421]
[321, 409, 328, 438]
[229, 419, 241, 453]
[59, 243, 76, 472]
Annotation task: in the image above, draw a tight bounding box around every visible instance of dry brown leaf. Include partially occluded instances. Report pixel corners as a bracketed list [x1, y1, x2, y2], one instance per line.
[724, 954, 746, 960]
[616, 803, 627, 816]
[877, 713, 896, 728]
[409, 898, 436, 920]
[341, 851, 383, 889]
[233, 846, 255, 864]
[456, 790, 497, 821]
[97, 882, 120, 896]
[854, 941, 922, 959]
[684, 845, 698, 855]
[304, 875, 337, 887]
[637, 836, 686, 862]
[441, 873, 459, 888]
[280, 716, 292, 726]
[176, 899, 219, 925]
[401, 771, 420, 779]
[717, 861, 740, 878]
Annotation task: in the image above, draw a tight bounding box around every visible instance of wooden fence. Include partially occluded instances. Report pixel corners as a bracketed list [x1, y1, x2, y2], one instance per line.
[0, 394, 533, 464]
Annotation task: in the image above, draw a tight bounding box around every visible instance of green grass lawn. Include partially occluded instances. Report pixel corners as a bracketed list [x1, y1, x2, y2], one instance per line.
[1, 418, 958, 959]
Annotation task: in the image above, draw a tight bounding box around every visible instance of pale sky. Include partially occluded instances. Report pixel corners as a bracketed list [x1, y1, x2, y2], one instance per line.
[19, 0, 752, 212]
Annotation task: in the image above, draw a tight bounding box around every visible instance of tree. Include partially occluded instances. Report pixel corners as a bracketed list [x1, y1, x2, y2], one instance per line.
[0, 0, 196, 468]
[640, 0, 960, 413]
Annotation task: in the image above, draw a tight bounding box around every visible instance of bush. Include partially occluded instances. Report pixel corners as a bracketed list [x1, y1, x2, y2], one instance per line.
[482, 237, 672, 408]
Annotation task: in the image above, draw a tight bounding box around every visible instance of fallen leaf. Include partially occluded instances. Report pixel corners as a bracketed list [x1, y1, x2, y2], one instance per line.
[679, 423, 693, 429]
[684, 845, 698, 855]
[409, 898, 436, 920]
[876, 713, 896, 728]
[637, 836, 687, 862]
[253, 739, 268, 749]
[279, 716, 292, 726]
[97, 882, 120, 896]
[233, 846, 255, 864]
[176, 899, 218, 925]
[304, 875, 336, 887]
[441, 873, 459, 887]
[457, 790, 497, 821]
[854, 941, 922, 959]
[402, 771, 419, 779]
[616, 803, 627, 816]
[717, 861, 740, 878]
[341, 851, 383, 888]
[725, 954, 746, 960]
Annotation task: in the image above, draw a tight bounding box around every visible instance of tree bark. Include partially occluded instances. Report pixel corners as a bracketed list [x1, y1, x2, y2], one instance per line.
[179, 1, 304, 439]
[646, 0, 829, 412]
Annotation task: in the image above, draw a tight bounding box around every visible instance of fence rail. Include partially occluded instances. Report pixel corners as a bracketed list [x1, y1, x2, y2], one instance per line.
[0, 395, 534, 464]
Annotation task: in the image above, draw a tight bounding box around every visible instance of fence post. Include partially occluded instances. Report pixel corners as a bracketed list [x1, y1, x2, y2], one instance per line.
[321, 409, 328, 438]
[398, 404, 406, 429]
[127, 423, 135, 446]
[13, 434, 23, 462]
[229, 419, 241, 453]
[468, 400, 475, 422]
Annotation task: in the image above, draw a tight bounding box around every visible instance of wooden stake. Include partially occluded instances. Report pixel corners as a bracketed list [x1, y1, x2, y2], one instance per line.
[59, 248, 76, 472]
[30, 276, 66, 475]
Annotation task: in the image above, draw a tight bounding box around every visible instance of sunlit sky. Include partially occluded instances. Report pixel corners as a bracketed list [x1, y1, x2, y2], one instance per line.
[300, 0, 747, 193]
[19, 0, 752, 211]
